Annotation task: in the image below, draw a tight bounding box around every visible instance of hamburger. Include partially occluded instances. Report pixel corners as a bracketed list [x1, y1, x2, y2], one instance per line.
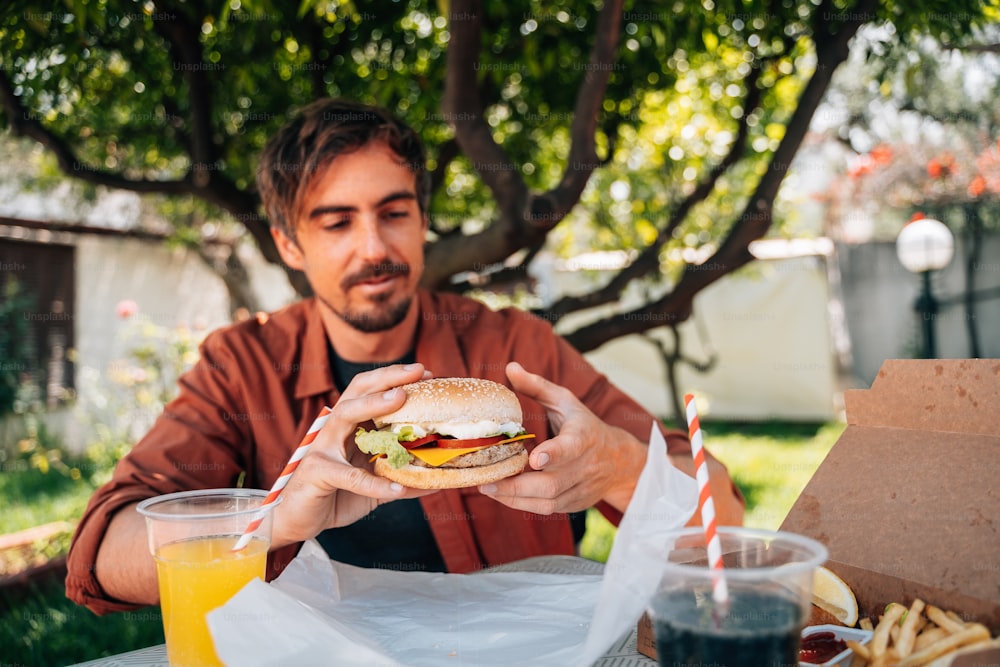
[355, 377, 533, 489]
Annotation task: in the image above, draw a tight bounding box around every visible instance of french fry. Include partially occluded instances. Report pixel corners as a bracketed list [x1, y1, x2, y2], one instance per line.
[894, 598, 926, 657]
[844, 598, 997, 667]
[912, 626, 949, 652]
[846, 639, 871, 661]
[920, 640, 1000, 667]
[945, 610, 967, 627]
[926, 605, 966, 634]
[869, 648, 897, 667]
[870, 603, 906, 656]
[897, 624, 991, 667]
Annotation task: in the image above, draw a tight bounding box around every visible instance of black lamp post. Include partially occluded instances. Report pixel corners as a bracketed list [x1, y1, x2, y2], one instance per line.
[896, 218, 955, 359]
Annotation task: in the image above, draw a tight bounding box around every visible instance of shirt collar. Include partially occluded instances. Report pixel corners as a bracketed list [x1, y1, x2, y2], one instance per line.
[293, 298, 337, 399]
[294, 290, 472, 399]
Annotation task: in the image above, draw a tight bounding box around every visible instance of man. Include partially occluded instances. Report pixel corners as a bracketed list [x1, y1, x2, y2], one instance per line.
[67, 98, 743, 614]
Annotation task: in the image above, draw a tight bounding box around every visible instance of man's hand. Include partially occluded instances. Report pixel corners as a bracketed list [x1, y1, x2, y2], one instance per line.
[270, 363, 434, 548]
[478, 362, 646, 515]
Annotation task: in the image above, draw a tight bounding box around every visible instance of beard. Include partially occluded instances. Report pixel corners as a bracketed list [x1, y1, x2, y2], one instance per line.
[331, 293, 413, 333]
[325, 261, 414, 333]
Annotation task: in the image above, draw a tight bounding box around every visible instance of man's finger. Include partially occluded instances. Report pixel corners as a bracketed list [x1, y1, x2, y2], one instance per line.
[505, 361, 574, 411]
[482, 469, 565, 503]
[340, 362, 427, 399]
[527, 431, 586, 470]
[480, 471, 590, 515]
[297, 451, 406, 499]
[329, 385, 410, 428]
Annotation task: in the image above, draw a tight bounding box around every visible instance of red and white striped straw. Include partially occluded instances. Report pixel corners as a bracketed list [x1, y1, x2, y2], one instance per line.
[231, 406, 332, 552]
[684, 393, 729, 611]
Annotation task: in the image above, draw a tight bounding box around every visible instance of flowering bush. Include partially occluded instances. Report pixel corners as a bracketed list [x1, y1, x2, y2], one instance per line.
[74, 301, 206, 484]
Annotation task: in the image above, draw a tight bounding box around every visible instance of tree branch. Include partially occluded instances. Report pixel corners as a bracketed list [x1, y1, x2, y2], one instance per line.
[0, 70, 195, 196]
[561, 0, 876, 353]
[0, 65, 300, 293]
[532, 0, 625, 227]
[425, 0, 625, 289]
[441, 0, 525, 211]
[708, 0, 876, 260]
[194, 242, 263, 315]
[446, 241, 545, 293]
[149, 2, 217, 186]
[428, 137, 460, 198]
[544, 64, 764, 322]
[941, 41, 1000, 54]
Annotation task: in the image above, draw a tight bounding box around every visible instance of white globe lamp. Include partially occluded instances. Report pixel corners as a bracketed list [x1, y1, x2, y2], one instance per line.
[896, 217, 955, 273]
[895, 217, 954, 358]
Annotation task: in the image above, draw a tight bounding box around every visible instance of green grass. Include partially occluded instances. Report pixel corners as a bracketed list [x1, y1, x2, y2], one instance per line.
[577, 420, 845, 561]
[699, 420, 845, 530]
[0, 462, 166, 667]
[1, 420, 845, 666]
[1, 576, 164, 666]
[0, 461, 97, 535]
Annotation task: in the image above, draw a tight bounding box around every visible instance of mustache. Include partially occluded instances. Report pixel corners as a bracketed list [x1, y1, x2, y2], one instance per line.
[341, 262, 411, 289]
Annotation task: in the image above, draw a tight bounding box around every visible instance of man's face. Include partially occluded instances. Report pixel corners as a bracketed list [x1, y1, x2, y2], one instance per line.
[272, 141, 427, 333]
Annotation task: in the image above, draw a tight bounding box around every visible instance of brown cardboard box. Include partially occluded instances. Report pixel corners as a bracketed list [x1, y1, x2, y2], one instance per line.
[636, 611, 657, 662]
[636, 359, 1000, 663]
[782, 359, 1000, 634]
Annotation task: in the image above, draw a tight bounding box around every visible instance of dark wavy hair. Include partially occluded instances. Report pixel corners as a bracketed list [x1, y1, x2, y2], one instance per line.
[256, 98, 429, 239]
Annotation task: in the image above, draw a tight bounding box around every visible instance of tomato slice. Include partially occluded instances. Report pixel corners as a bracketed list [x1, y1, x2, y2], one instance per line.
[401, 434, 441, 449]
[435, 434, 506, 449]
[401, 432, 535, 450]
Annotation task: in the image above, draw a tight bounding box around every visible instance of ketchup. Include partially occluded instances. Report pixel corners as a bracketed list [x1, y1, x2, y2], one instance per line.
[799, 631, 847, 663]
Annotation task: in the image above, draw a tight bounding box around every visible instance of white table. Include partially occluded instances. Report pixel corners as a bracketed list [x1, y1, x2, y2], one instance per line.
[68, 555, 656, 667]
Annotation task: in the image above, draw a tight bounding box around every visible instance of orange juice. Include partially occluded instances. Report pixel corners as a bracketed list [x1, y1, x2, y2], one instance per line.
[155, 535, 268, 667]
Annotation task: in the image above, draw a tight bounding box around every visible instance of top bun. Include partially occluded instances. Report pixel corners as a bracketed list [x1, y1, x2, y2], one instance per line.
[376, 377, 522, 426]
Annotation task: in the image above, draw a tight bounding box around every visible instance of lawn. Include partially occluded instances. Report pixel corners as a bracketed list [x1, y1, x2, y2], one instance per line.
[577, 420, 844, 562]
[1, 420, 844, 666]
[0, 459, 167, 666]
[697, 420, 845, 530]
[0, 458, 97, 536]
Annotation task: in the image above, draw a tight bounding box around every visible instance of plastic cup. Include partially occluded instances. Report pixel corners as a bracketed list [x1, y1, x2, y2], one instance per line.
[137, 489, 278, 667]
[647, 526, 828, 667]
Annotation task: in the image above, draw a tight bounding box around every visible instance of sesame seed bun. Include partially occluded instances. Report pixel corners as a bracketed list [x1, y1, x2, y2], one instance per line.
[369, 377, 530, 489]
[375, 377, 522, 427]
[374, 447, 528, 489]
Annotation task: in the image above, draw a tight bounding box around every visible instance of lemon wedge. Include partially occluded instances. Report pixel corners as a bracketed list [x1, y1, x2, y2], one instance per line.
[812, 566, 859, 627]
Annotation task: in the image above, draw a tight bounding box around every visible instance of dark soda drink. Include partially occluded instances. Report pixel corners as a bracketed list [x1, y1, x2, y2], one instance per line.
[651, 585, 804, 667]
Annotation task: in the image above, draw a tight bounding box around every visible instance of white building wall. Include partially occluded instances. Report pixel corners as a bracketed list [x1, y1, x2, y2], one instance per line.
[837, 237, 1000, 385]
[74, 235, 231, 377]
[549, 253, 841, 422]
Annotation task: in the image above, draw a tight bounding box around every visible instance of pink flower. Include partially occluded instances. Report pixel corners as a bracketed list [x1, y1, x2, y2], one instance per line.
[116, 299, 139, 319]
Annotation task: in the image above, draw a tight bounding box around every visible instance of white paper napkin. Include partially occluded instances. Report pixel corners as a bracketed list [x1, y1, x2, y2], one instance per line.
[209, 422, 698, 666]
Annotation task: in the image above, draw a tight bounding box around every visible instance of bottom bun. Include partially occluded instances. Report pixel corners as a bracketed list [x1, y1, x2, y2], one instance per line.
[374, 450, 529, 489]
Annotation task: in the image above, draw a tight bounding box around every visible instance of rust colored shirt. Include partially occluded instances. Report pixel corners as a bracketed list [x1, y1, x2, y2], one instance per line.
[66, 290, 730, 615]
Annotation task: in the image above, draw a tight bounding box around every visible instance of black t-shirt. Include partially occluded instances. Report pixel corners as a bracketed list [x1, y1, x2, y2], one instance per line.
[316, 346, 587, 572]
[317, 347, 448, 572]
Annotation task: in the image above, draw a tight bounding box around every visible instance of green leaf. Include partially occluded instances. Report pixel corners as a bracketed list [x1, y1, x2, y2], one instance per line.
[354, 428, 414, 469]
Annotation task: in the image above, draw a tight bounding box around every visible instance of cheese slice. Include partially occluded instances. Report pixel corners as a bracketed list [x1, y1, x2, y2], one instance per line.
[408, 444, 491, 467]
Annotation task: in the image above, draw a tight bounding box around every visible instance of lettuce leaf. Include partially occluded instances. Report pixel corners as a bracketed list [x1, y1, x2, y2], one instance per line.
[355, 428, 414, 469]
[394, 425, 420, 442]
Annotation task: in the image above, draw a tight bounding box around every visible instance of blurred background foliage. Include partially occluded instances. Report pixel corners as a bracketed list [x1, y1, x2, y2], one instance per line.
[2, 0, 995, 328]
